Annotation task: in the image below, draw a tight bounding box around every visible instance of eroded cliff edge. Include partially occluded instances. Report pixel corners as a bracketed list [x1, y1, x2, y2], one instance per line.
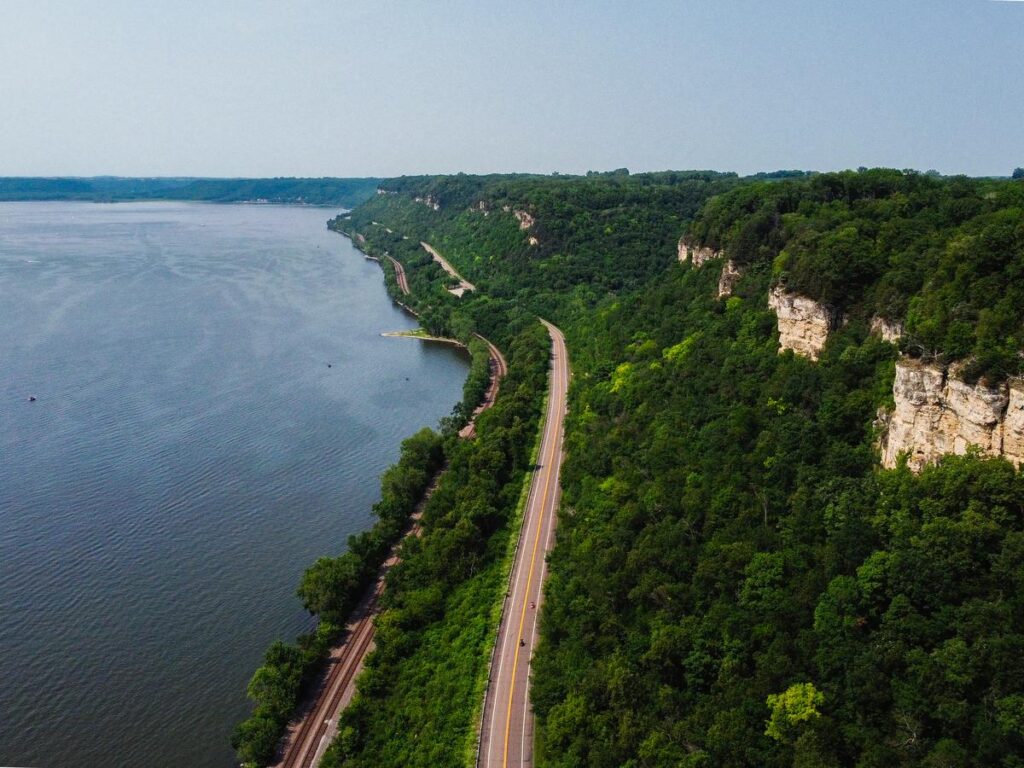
[767, 286, 836, 361]
[879, 359, 1024, 470]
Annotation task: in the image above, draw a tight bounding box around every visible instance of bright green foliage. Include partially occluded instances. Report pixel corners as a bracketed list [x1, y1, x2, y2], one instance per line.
[333, 170, 742, 324]
[231, 624, 336, 766]
[249, 169, 1024, 768]
[232, 426, 444, 766]
[688, 169, 1024, 381]
[765, 683, 824, 742]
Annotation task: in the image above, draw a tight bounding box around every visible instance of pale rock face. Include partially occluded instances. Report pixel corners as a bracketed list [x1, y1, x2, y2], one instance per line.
[414, 195, 441, 211]
[527, 236, 539, 247]
[1003, 381, 1024, 465]
[474, 200, 490, 215]
[767, 286, 835, 360]
[677, 237, 720, 266]
[514, 209, 535, 230]
[880, 359, 1023, 470]
[870, 316, 904, 343]
[717, 260, 742, 298]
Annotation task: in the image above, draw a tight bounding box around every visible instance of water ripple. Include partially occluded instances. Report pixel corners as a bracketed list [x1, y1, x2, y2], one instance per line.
[0, 201, 468, 768]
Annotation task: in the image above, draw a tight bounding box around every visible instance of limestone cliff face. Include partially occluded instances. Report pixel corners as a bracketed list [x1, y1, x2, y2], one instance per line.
[717, 260, 742, 298]
[880, 360, 1024, 470]
[1004, 381, 1024, 463]
[870, 316, 904, 343]
[767, 286, 836, 360]
[677, 237, 721, 266]
[513, 209, 535, 230]
[413, 195, 441, 211]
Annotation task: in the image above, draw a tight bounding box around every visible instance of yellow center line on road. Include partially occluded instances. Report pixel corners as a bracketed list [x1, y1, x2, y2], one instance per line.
[501, 331, 562, 768]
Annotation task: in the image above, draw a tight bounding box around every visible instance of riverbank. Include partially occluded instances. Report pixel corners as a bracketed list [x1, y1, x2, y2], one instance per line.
[233, 219, 509, 767]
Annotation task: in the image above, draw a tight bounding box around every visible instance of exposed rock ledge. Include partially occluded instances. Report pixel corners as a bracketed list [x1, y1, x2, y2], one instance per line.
[677, 237, 721, 267]
[767, 286, 836, 360]
[870, 316, 904, 343]
[413, 195, 441, 211]
[513, 209, 535, 230]
[717, 260, 742, 298]
[880, 360, 1024, 470]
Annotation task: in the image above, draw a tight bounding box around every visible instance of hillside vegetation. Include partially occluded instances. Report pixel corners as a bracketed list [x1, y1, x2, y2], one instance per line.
[688, 169, 1024, 381]
[328, 169, 1024, 768]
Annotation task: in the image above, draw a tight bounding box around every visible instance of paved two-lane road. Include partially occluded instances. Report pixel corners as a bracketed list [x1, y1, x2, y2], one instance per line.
[478, 319, 569, 768]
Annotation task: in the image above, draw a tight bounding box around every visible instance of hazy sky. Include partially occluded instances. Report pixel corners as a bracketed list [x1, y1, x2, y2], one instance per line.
[1, 0, 1021, 177]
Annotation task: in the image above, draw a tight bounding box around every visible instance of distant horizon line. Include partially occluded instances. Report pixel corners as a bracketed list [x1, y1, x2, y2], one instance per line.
[0, 166, 1020, 181]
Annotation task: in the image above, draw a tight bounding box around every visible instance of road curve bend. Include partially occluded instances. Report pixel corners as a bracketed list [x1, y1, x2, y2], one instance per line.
[478, 319, 569, 768]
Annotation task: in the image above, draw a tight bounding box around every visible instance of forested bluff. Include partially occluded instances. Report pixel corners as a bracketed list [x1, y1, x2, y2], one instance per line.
[233, 167, 1024, 768]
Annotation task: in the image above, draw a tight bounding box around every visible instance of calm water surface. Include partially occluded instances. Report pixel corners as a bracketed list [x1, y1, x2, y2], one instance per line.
[0, 202, 468, 767]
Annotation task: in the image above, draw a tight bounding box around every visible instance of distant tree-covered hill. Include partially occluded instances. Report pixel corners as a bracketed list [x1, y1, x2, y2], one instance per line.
[0, 176, 381, 207]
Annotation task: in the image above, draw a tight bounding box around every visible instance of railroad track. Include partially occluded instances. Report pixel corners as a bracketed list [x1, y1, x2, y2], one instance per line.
[385, 255, 410, 295]
[274, 513, 426, 768]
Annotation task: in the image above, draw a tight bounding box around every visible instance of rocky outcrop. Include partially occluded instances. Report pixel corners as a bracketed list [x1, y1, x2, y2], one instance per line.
[513, 209, 535, 230]
[1004, 380, 1024, 463]
[717, 260, 742, 298]
[473, 200, 491, 216]
[527, 236, 539, 247]
[870, 316, 904, 343]
[413, 195, 441, 211]
[767, 286, 836, 360]
[880, 360, 1024, 470]
[677, 237, 721, 267]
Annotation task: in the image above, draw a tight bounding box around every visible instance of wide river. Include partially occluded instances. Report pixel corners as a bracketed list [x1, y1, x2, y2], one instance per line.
[0, 202, 469, 767]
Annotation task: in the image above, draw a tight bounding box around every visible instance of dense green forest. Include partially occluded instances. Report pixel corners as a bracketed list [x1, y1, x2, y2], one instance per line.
[533, 260, 1023, 767]
[0, 176, 380, 206]
[320, 169, 1023, 768]
[687, 170, 1024, 381]
[343, 170, 745, 322]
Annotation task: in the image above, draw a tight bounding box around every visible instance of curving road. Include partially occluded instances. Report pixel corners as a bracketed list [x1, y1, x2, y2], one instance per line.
[478, 319, 568, 768]
[421, 241, 476, 293]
